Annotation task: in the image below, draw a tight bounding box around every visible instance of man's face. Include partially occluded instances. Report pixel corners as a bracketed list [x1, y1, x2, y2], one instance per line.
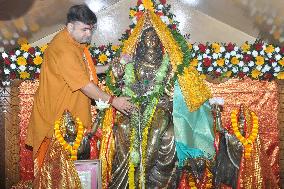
[67, 21, 96, 44]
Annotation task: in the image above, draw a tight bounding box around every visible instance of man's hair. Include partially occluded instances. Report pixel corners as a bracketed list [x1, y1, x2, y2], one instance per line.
[67, 4, 97, 25]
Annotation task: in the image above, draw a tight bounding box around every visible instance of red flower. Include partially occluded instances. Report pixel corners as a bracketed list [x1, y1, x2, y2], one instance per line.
[238, 72, 245, 78]
[226, 43, 235, 52]
[243, 54, 252, 63]
[264, 73, 272, 80]
[9, 51, 15, 56]
[269, 59, 276, 64]
[198, 44, 207, 53]
[27, 57, 34, 65]
[280, 47, 284, 54]
[214, 71, 221, 77]
[135, 11, 144, 20]
[203, 58, 212, 67]
[156, 11, 164, 17]
[137, 0, 142, 5]
[99, 45, 105, 51]
[34, 73, 40, 79]
[28, 47, 35, 55]
[254, 43, 263, 51]
[10, 72, 16, 80]
[126, 29, 131, 35]
[160, 0, 167, 5]
[92, 57, 97, 65]
[4, 58, 11, 65]
[171, 24, 177, 30]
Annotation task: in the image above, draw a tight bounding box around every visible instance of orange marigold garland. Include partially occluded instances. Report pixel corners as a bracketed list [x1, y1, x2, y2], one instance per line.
[54, 118, 84, 160]
[230, 109, 259, 158]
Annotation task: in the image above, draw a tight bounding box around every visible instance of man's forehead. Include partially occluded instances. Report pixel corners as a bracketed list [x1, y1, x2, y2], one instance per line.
[74, 21, 96, 29]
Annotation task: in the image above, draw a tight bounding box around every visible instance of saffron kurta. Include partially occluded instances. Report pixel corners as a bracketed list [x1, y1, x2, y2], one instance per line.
[26, 28, 92, 156]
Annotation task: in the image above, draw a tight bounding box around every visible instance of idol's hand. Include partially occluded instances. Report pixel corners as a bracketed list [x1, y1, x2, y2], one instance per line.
[111, 96, 136, 115]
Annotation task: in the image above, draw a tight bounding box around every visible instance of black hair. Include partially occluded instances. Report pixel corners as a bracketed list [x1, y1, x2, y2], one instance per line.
[67, 4, 97, 25]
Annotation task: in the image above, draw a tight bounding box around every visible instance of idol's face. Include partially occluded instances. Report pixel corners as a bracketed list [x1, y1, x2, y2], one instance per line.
[67, 21, 96, 44]
[143, 30, 159, 49]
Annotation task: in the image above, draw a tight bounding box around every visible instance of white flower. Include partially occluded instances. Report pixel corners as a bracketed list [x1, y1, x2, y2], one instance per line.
[10, 64, 16, 69]
[2, 52, 8, 59]
[223, 67, 228, 72]
[35, 52, 41, 56]
[275, 47, 280, 53]
[256, 65, 262, 71]
[106, 51, 110, 56]
[206, 49, 210, 54]
[208, 67, 213, 71]
[220, 46, 225, 53]
[29, 67, 34, 71]
[243, 67, 249, 72]
[247, 51, 251, 54]
[107, 58, 111, 62]
[230, 51, 236, 56]
[36, 68, 41, 73]
[252, 50, 258, 57]
[209, 97, 224, 106]
[3, 81, 10, 86]
[212, 61, 217, 66]
[203, 54, 208, 58]
[248, 61, 254, 67]
[161, 16, 170, 25]
[23, 52, 29, 59]
[157, 4, 164, 10]
[236, 54, 241, 59]
[225, 53, 231, 59]
[4, 68, 10, 74]
[193, 45, 199, 51]
[274, 73, 278, 76]
[232, 67, 238, 73]
[15, 50, 21, 56]
[260, 50, 264, 55]
[225, 59, 229, 65]
[11, 55, 17, 61]
[95, 99, 110, 110]
[197, 55, 202, 60]
[192, 53, 195, 57]
[234, 46, 239, 51]
[212, 53, 218, 59]
[264, 64, 272, 71]
[138, 4, 144, 11]
[95, 49, 100, 54]
[197, 66, 202, 72]
[275, 54, 281, 61]
[272, 62, 277, 67]
[132, 17, 137, 24]
[274, 66, 280, 72]
[19, 65, 26, 71]
[216, 68, 222, 72]
[267, 53, 272, 58]
[238, 61, 244, 67]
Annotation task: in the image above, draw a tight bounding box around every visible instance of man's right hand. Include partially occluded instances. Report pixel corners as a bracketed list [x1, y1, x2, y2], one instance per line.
[111, 96, 135, 115]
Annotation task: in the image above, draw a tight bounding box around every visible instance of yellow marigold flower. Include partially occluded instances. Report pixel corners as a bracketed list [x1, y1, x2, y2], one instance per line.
[231, 57, 239, 65]
[200, 74, 206, 79]
[17, 56, 27, 66]
[277, 72, 284, 79]
[40, 44, 48, 52]
[265, 44, 274, 54]
[20, 43, 31, 52]
[19, 71, 30, 79]
[17, 37, 28, 45]
[216, 58, 225, 67]
[111, 45, 120, 51]
[98, 54, 108, 63]
[188, 43, 193, 50]
[255, 56, 264, 65]
[34, 56, 43, 65]
[278, 58, 284, 66]
[251, 69, 261, 78]
[212, 43, 220, 53]
[241, 43, 250, 52]
[190, 58, 198, 66]
[226, 71, 232, 77]
[129, 10, 137, 18]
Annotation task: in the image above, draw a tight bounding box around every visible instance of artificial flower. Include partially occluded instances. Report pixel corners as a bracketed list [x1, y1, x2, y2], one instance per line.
[231, 57, 239, 65]
[17, 56, 27, 66]
[255, 56, 265, 65]
[251, 69, 261, 78]
[216, 58, 225, 67]
[241, 43, 250, 52]
[212, 43, 221, 53]
[20, 43, 31, 52]
[19, 71, 30, 79]
[265, 45, 274, 54]
[34, 56, 43, 65]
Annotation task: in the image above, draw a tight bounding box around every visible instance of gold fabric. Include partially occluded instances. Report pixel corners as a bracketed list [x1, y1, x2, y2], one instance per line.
[207, 77, 280, 186]
[33, 137, 82, 189]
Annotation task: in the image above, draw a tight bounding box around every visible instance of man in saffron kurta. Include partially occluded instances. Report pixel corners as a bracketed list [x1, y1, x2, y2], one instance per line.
[26, 4, 134, 169]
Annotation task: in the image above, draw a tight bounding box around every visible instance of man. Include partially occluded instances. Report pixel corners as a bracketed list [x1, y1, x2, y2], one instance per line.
[26, 4, 134, 172]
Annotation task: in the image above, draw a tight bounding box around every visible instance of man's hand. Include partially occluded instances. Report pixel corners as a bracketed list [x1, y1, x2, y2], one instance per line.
[111, 96, 135, 115]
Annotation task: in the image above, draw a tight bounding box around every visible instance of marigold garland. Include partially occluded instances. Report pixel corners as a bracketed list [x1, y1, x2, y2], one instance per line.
[54, 117, 84, 160]
[231, 109, 259, 158]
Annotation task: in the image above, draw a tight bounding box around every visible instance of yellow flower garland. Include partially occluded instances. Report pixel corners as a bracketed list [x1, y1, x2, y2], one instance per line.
[54, 117, 84, 160]
[231, 109, 259, 158]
